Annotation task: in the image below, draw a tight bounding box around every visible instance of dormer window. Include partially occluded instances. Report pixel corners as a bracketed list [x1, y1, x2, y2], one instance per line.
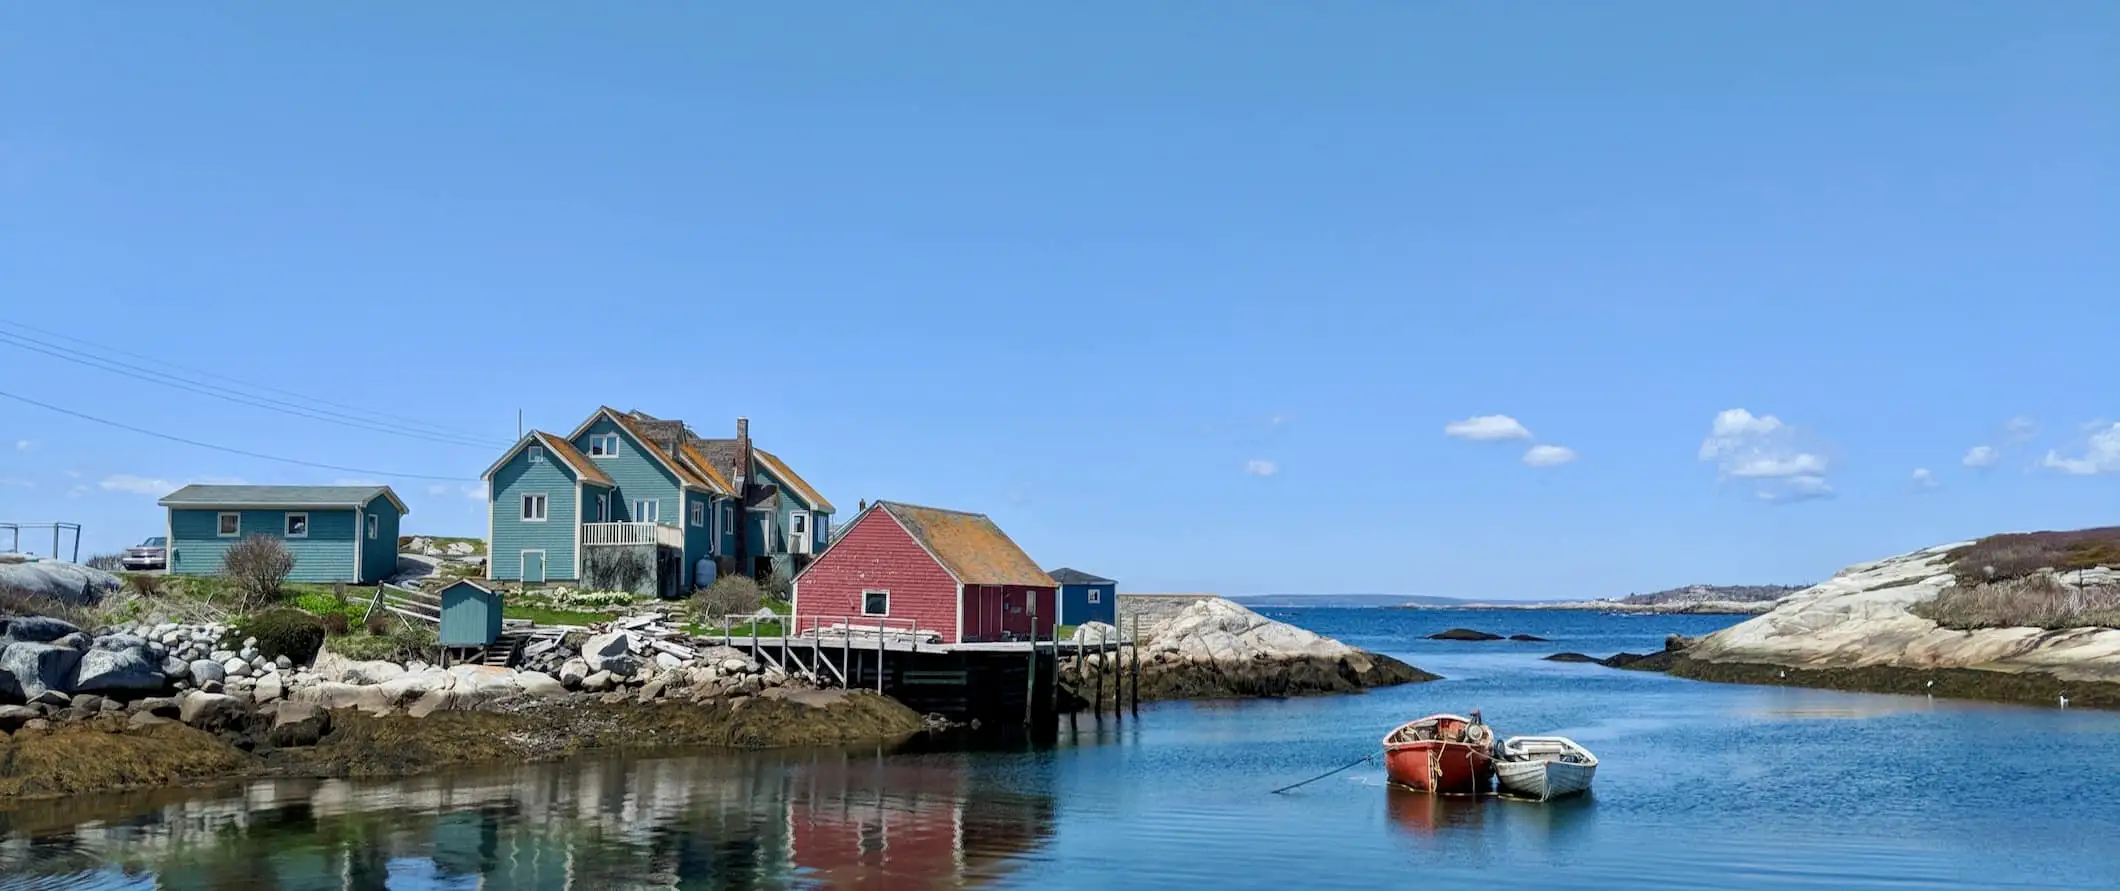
[588, 433, 620, 457]
[528, 445, 545, 464]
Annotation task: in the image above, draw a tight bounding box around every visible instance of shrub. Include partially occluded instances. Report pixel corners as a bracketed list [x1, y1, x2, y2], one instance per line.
[363, 612, 393, 636]
[124, 573, 162, 598]
[319, 612, 351, 635]
[222, 534, 296, 609]
[1945, 527, 2120, 586]
[236, 608, 327, 663]
[1912, 575, 2120, 631]
[691, 574, 763, 622]
[84, 552, 125, 571]
[761, 569, 792, 602]
[581, 547, 652, 593]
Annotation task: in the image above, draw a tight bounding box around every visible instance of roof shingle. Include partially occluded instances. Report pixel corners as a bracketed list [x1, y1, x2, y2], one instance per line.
[880, 502, 1054, 587]
[531, 432, 614, 486]
[1046, 567, 1115, 586]
[158, 485, 408, 514]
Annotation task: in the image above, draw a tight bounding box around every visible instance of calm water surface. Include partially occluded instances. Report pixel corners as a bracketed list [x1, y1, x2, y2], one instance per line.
[7, 608, 2120, 890]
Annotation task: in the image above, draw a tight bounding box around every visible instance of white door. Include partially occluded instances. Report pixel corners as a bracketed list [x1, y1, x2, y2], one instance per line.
[789, 512, 811, 554]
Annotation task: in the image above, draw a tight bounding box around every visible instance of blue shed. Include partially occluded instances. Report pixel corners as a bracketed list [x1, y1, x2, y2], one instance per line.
[436, 579, 505, 647]
[158, 484, 406, 585]
[1047, 567, 1117, 627]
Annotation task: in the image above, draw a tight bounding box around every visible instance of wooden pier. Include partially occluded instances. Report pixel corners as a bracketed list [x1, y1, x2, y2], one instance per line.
[713, 614, 1146, 725]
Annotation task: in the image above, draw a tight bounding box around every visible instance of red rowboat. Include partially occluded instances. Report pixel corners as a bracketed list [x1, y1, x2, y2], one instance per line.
[1382, 712, 1495, 796]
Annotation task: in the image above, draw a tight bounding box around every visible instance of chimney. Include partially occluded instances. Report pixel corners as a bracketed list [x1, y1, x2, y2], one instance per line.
[732, 416, 754, 574]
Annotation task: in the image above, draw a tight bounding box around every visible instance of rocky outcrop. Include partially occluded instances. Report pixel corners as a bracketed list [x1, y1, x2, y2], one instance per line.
[1073, 597, 1434, 702]
[1428, 628, 1504, 641]
[0, 559, 121, 605]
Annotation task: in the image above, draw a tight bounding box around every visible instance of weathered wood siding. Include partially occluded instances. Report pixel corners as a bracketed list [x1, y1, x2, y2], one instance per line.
[794, 509, 959, 642]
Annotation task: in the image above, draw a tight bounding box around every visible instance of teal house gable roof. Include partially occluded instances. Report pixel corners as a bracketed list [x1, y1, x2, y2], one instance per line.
[159, 484, 408, 514]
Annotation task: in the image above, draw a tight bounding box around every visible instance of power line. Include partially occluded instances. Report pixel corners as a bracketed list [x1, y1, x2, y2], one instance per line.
[0, 328, 502, 449]
[0, 317, 500, 443]
[0, 388, 479, 482]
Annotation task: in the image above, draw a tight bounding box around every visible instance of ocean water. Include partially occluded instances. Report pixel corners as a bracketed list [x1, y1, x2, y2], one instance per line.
[6, 608, 2120, 890]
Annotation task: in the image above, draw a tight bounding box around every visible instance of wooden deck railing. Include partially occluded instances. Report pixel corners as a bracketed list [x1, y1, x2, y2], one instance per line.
[580, 522, 684, 548]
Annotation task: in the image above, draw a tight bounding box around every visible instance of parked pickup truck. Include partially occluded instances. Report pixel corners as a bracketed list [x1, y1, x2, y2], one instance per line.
[121, 536, 168, 571]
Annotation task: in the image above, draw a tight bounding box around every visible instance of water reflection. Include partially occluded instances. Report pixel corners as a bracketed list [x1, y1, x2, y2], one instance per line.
[0, 742, 1058, 890]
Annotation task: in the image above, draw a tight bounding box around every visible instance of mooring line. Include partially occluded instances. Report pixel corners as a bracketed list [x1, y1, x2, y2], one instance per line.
[1270, 754, 1374, 794]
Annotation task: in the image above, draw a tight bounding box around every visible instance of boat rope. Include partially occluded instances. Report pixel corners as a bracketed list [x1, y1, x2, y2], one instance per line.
[1270, 754, 1374, 794]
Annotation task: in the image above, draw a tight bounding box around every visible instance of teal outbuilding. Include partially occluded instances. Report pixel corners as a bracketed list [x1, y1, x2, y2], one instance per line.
[159, 484, 406, 585]
[436, 579, 505, 647]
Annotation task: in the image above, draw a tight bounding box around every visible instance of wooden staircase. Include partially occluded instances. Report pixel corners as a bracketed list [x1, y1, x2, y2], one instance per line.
[478, 630, 532, 667]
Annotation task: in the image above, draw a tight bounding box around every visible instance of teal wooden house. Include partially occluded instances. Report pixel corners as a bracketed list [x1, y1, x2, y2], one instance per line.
[482, 407, 835, 597]
[1048, 567, 1117, 627]
[436, 579, 505, 647]
[158, 484, 406, 585]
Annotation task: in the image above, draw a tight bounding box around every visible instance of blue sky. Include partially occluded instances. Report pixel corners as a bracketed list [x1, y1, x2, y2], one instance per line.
[1, 5, 2115, 599]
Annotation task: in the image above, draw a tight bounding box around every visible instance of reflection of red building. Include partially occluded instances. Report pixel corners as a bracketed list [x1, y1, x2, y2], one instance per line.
[788, 755, 1055, 889]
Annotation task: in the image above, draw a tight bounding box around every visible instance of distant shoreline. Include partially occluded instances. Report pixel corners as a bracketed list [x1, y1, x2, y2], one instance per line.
[1234, 599, 1778, 616]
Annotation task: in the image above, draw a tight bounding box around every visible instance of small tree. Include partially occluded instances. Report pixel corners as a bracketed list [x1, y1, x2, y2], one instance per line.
[761, 568, 793, 603]
[223, 534, 295, 609]
[691, 574, 763, 623]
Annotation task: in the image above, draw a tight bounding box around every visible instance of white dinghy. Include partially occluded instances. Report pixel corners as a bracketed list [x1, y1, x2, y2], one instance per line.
[1495, 736, 1598, 801]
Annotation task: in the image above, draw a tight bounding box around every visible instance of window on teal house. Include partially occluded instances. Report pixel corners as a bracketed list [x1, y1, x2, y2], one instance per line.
[528, 445, 545, 464]
[634, 499, 659, 523]
[217, 513, 240, 537]
[284, 513, 308, 538]
[366, 515, 379, 540]
[521, 494, 548, 522]
[1088, 588, 1102, 603]
[588, 433, 620, 456]
[690, 502, 704, 527]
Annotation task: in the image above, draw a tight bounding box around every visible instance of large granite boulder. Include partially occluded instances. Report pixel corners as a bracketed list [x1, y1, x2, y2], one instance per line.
[1, 616, 85, 644]
[581, 631, 640, 677]
[0, 642, 85, 700]
[0, 562, 120, 605]
[72, 637, 167, 694]
[178, 691, 248, 732]
[268, 701, 332, 747]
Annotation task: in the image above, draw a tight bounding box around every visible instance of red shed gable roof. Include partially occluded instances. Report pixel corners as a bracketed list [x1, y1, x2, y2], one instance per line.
[876, 501, 1054, 587]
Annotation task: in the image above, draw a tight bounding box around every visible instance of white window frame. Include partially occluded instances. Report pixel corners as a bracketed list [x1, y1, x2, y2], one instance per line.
[721, 503, 734, 536]
[594, 493, 609, 523]
[690, 501, 704, 528]
[284, 512, 309, 539]
[1087, 587, 1102, 604]
[588, 433, 620, 457]
[366, 514, 379, 540]
[216, 512, 240, 538]
[527, 444, 545, 464]
[634, 499, 658, 523]
[789, 511, 809, 538]
[521, 493, 548, 522]
[862, 588, 890, 617]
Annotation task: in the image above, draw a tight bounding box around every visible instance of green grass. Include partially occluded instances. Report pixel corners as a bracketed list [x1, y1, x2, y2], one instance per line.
[687, 619, 787, 638]
[761, 597, 792, 616]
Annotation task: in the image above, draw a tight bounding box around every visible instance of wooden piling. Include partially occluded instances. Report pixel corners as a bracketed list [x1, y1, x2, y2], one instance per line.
[1024, 598, 1038, 728]
[1130, 614, 1141, 717]
[841, 616, 851, 689]
[876, 618, 886, 694]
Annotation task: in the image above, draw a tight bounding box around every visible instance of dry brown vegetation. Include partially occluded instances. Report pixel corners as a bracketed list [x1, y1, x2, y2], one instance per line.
[1944, 527, 2120, 586]
[1914, 575, 2120, 631]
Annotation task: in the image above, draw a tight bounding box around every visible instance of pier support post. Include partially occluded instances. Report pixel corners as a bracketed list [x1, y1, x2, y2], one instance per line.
[1130, 614, 1141, 717]
[1024, 597, 1038, 729]
[877, 618, 886, 694]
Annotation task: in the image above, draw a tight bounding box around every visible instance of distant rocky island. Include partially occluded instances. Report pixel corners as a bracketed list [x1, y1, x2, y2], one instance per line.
[1230, 586, 1807, 615]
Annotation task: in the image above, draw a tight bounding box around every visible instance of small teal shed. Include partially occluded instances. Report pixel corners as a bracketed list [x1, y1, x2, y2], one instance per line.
[437, 579, 505, 647]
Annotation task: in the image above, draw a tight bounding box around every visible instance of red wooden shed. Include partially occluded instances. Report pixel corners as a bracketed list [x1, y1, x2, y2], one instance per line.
[792, 501, 1058, 644]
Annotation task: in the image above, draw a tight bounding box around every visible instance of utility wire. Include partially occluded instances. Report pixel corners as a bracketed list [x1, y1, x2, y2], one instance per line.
[0, 388, 479, 482]
[0, 328, 501, 449]
[0, 317, 500, 444]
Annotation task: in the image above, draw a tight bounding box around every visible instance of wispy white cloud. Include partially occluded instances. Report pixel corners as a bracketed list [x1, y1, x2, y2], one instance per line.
[67, 484, 89, 498]
[427, 484, 452, 497]
[1444, 414, 1532, 441]
[461, 484, 486, 501]
[1244, 459, 1279, 477]
[64, 469, 80, 479]
[99, 474, 174, 495]
[1962, 445, 2000, 468]
[2040, 423, 2120, 476]
[1699, 409, 1832, 502]
[0, 477, 32, 489]
[1522, 444, 1577, 467]
[2004, 416, 2039, 442]
[1911, 468, 1938, 489]
[13, 439, 34, 452]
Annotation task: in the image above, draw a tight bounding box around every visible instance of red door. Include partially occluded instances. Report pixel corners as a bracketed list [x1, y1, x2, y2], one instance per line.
[1002, 588, 1029, 638]
[967, 586, 1004, 642]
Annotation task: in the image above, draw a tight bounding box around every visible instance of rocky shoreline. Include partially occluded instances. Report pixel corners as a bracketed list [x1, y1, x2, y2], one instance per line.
[1070, 597, 1435, 702]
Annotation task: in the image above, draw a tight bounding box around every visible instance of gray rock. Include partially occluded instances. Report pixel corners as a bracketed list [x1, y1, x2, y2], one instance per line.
[189, 659, 226, 684]
[275, 655, 293, 670]
[51, 631, 92, 651]
[223, 657, 250, 679]
[720, 657, 749, 674]
[581, 631, 639, 676]
[150, 623, 179, 639]
[558, 658, 590, 688]
[21, 717, 51, 732]
[1, 643, 84, 701]
[128, 711, 174, 730]
[638, 675, 669, 701]
[73, 643, 167, 694]
[28, 689, 71, 707]
[0, 704, 36, 731]
[132, 696, 181, 718]
[653, 652, 682, 671]
[98, 696, 125, 714]
[179, 692, 247, 731]
[254, 673, 284, 703]
[268, 701, 331, 747]
[162, 656, 192, 679]
[0, 560, 119, 605]
[71, 693, 108, 714]
[516, 671, 566, 698]
[242, 637, 258, 649]
[198, 678, 224, 694]
[209, 649, 236, 664]
[582, 670, 614, 692]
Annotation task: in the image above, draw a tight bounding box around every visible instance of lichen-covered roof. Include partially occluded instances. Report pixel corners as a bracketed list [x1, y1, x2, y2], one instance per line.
[158, 485, 408, 514]
[880, 501, 1054, 587]
[532, 432, 614, 487]
[604, 408, 718, 492]
[676, 441, 735, 494]
[755, 448, 836, 513]
[1047, 567, 1115, 586]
